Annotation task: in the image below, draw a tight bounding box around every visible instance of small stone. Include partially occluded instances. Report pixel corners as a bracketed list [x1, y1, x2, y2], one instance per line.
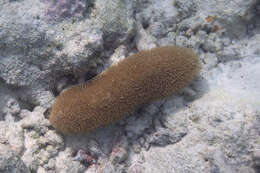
[87, 139, 103, 157]
[149, 22, 166, 38]
[56, 77, 68, 93]
[128, 164, 145, 173]
[37, 167, 47, 173]
[20, 107, 50, 133]
[7, 98, 20, 115]
[202, 53, 218, 70]
[147, 127, 187, 146]
[55, 148, 86, 172]
[138, 137, 146, 147]
[73, 149, 89, 162]
[19, 109, 31, 119]
[111, 147, 128, 164]
[189, 112, 200, 122]
[125, 112, 153, 138]
[252, 150, 260, 170]
[143, 141, 150, 151]
[132, 141, 142, 154]
[0, 122, 24, 154]
[45, 158, 55, 170]
[44, 130, 64, 148]
[135, 24, 156, 51]
[182, 87, 197, 101]
[153, 118, 162, 131]
[110, 45, 127, 64]
[0, 145, 30, 173]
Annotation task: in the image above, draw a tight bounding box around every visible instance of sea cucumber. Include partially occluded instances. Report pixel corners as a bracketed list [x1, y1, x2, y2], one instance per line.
[49, 46, 200, 134]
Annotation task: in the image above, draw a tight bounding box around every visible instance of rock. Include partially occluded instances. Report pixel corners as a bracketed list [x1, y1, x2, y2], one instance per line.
[157, 32, 176, 46]
[109, 45, 127, 65]
[20, 107, 64, 171]
[20, 106, 50, 133]
[201, 53, 218, 70]
[55, 148, 86, 173]
[0, 0, 104, 108]
[137, 0, 179, 29]
[125, 112, 153, 139]
[111, 147, 128, 164]
[128, 164, 145, 173]
[0, 122, 24, 154]
[135, 24, 156, 51]
[146, 127, 187, 147]
[94, 0, 136, 48]
[44, 130, 64, 147]
[73, 149, 95, 167]
[142, 144, 207, 173]
[0, 0, 260, 172]
[44, 0, 88, 20]
[148, 22, 167, 38]
[0, 145, 30, 173]
[132, 141, 142, 154]
[197, 0, 257, 38]
[252, 150, 260, 172]
[6, 98, 21, 116]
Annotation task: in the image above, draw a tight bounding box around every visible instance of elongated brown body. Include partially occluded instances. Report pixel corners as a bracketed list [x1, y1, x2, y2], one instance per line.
[50, 46, 200, 134]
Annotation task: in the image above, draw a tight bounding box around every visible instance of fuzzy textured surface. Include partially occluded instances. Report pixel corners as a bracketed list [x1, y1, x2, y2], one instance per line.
[50, 46, 200, 133]
[0, 0, 260, 172]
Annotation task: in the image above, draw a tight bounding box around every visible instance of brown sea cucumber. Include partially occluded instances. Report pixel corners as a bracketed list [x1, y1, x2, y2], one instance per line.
[50, 46, 200, 134]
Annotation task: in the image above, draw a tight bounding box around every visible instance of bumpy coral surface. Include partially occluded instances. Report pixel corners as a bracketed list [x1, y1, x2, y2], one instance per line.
[50, 46, 200, 133]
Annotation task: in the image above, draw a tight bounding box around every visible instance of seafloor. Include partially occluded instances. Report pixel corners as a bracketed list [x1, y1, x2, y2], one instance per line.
[0, 0, 259, 172]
